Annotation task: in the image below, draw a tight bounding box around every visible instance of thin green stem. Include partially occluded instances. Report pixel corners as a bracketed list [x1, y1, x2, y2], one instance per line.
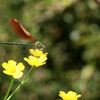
[3, 78, 14, 100]
[24, 66, 35, 83]
[76, 70, 82, 93]
[18, 79, 22, 82]
[7, 81, 24, 100]
[23, 66, 34, 80]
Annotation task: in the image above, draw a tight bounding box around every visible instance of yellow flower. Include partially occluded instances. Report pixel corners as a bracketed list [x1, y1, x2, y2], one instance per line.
[2, 60, 25, 79]
[59, 91, 81, 100]
[29, 49, 44, 57]
[24, 53, 47, 67]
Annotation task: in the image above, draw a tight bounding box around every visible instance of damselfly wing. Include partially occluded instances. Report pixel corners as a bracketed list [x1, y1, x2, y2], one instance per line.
[9, 18, 45, 49]
[10, 18, 36, 42]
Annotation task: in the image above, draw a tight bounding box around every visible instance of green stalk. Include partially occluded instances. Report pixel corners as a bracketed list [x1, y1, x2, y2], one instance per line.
[76, 70, 82, 93]
[7, 81, 24, 100]
[3, 78, 14, 100]
[24, 66, 35, 83]
[23, 66, 34, 80]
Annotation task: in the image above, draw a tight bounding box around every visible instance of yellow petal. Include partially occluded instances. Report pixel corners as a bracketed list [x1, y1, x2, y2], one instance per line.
[29, 49, 43, 57]
[17, 63, 25, 71]
[75, 94, 81, 99]
[59, 91, 66, 98]
[29, 56, 37, 60]
[24, 57, 30, 62]
[13, 72, 23, 79]
[39, 54, 47, 62]
[3, 70, 14, 75]
[8, 60, 17, 65]
[2, 62, 8, 69]
[67, 91, 77, 97]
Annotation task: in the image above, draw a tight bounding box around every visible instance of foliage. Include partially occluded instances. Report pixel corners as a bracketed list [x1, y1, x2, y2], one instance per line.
[0, 0, 100, 100]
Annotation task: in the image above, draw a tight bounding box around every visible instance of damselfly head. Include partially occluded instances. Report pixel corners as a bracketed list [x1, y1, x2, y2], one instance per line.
[34, 41, 45, 51]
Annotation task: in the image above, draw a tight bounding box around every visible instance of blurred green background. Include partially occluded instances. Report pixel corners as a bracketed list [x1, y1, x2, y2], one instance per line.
[0, 0, 100, 100]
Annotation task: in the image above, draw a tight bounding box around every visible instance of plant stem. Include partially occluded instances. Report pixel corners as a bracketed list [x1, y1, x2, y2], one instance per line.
[3, 78, 14, 100]
[24, 66, 35, 83]
[23, 66, 34, 80]
[77, 70, 82, 93]
[7, 81, 24, 100]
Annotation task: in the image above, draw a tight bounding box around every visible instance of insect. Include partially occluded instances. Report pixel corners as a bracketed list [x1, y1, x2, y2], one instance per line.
[1, 18, 45, 50]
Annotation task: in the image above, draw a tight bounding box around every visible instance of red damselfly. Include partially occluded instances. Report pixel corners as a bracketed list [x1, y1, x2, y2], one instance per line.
[0, 18, 45, 50]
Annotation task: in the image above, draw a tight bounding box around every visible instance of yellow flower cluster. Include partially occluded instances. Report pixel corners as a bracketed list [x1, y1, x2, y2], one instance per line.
[2, 60, 25, 79]
[2, 48, 82, 99]
[2, 49, 48, 79]
[59, 91, 81, 100]
[24, 49, 48, 67]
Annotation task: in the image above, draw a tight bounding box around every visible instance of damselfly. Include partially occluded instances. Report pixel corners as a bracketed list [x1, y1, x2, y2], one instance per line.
[0, 18, 45, 50]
